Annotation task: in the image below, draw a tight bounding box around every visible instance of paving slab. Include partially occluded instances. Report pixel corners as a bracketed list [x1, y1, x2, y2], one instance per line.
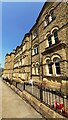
[1, 79, 43, 118]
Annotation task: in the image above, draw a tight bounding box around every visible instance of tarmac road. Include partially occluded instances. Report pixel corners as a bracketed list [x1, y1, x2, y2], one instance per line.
[1, 78, 43, 118]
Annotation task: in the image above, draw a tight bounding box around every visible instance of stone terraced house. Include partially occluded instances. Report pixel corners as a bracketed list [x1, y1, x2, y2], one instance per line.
[3, 50, 15, 80]
[13, 33, 30, 82]
[3, 2, 68, 98]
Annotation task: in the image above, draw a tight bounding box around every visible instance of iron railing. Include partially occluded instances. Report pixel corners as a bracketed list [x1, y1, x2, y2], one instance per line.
[25, 83, 40, 100]
[3, 78, 68, 118]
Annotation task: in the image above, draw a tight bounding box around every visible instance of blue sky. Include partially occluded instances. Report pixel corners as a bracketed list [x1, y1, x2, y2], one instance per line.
[1, 2, 44, 68]
[0, 2, 2, 68]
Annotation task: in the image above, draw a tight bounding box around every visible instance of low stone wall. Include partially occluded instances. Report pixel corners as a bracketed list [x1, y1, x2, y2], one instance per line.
[10, 84, 67, 119]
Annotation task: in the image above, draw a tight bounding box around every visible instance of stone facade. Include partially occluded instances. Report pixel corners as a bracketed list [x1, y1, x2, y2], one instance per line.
[3, 2, 68, 94]
[13, 33, 30, 82]
[30, 2, 68, 95]
[3, 50, 15, 80]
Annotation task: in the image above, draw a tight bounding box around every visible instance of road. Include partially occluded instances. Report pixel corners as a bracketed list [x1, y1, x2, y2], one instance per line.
[1, 78, 43, 118]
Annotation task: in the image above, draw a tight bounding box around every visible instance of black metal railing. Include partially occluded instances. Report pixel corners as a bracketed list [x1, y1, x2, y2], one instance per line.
[24, 82, 68, 118]
[3, 77, 68, 118]
[42, 87, 68, 116]
[25, 83, 40, 100]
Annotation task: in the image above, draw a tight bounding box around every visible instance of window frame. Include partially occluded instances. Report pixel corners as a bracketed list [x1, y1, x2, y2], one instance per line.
[46, 60, 53, 75]
[33, 29, 38, 39]
[54, 58, 61, 75]
[33, 44, 38, 55]
[35, 63, 40, 75]
[45, 15, 49, 26]
[50, 11, 55, 21]
[48, 35, 52, 47]
[44, 10, 55, 27]
[53, 31, 58, 44]
[48, 62, 53, 75]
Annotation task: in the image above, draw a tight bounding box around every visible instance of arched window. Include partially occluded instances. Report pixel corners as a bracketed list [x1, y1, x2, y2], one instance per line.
[32, 63, 39, 75]
[51, 27, 59, 45]
[46, 60, 53, 75]
[53, 30, 58, 44]
[33, 44, 38, 55]
[44, 15, 49, 27]
[32, 63, 36, 74]
[53, 58, 61, 75]
[36, 63, 39, 75]
[45, 32, 50, 47]
[49, 10, 55, 22]
[33, 29, 38, 39]
[44, 9, 55, 27]
[47, 29, 58, 47]
[48, 35, 52, 47]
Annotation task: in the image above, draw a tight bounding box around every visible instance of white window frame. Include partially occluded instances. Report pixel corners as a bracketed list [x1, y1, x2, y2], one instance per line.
[33, 44, 38, 55]
[36, 63, 39, 75]
[53, 58, 61, 76]
[46, 60, 53, 76]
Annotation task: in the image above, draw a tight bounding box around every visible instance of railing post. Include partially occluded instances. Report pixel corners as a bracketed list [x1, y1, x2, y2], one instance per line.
[64, 95, 67, 113]
[23, 82, 25, 90]
[16, 82, 17, 88]
[40, 83, 43, 102]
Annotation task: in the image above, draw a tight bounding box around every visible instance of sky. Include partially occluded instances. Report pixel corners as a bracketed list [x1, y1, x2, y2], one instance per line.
[0, 2, 2, 68]
[1, 2, 45, 68]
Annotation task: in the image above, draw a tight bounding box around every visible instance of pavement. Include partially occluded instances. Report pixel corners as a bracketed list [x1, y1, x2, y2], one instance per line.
[0, 77, 2, 119]
[1, 78, 43, 118]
